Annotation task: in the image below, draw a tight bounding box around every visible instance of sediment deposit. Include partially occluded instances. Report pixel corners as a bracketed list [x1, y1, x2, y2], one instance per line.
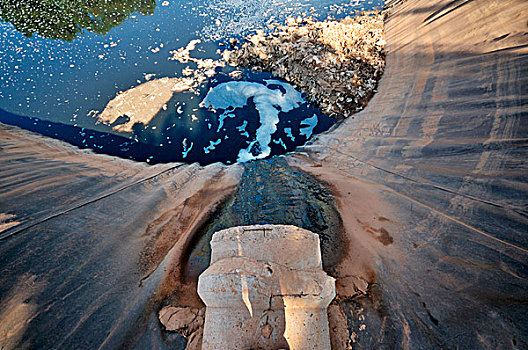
[93, 39, 227, 132]
[94, 77, 186, 132]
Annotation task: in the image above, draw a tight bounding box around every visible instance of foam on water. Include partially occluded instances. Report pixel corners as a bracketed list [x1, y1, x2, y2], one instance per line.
[201, 79, 304, 162]
[182, 138, 194, 158]
[204, 138, 222, 154]
[236, 120, 249, 138]
[284, 127, 295, 142]
[217, 112, 236, 132]
[273, 138, 288, 150]
[299, 114, 318, 139]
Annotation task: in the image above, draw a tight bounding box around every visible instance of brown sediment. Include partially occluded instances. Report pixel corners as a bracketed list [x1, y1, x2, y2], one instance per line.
[139, 165, 242, 309]
[225, 12, 386, 119]
[287, 154, 395, 290]
[138, 178, 237, 278]
[92, 39, 227, 132]
[93, 77, 186, 132]
[356, 219, 394, 246]
[286, 154, 401, 345]
[0, 274, 45, 350]
[158, 306, 204, 349]
[0, 213, 20, 233]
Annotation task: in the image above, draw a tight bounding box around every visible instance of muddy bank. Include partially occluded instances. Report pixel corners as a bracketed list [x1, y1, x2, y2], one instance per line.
[158, 157, 394, 348]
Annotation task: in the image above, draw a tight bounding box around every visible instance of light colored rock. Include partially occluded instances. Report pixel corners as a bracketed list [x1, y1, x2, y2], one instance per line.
[158, 306, 204, 333]
[198, 225, 335, 349]
[158, 306, 205, 350]
[328, 304, 352, 350]
[210, 225, 322, 270]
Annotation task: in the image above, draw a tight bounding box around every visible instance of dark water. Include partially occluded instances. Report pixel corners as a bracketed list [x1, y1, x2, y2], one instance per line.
[184, 158, 344, 282]
[0, 0, 382, 165]
[0, 0, 383, 165]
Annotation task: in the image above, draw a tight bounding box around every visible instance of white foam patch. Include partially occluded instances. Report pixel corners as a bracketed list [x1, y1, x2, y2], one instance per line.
[273, 138, 287, 150]
[299, 114, 318, 139]
[217, 112, 236, 132]
[197, 0, 375, 42]
[284, 127, 295, 142]
[201, 79, 304, 162]
[204, 138, 222, 154]
[182, 138, 194, 158]
[236, 120, 249, 138]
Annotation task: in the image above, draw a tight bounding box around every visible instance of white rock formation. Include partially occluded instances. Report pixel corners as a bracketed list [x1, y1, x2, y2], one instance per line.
[198, 225, 335, 349]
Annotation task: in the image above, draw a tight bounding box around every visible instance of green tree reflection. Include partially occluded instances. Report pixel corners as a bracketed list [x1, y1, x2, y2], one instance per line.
[0, 0, 157, 41]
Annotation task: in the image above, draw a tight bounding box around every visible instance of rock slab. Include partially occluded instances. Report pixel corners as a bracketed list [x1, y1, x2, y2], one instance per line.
[198, 225, 335, 349]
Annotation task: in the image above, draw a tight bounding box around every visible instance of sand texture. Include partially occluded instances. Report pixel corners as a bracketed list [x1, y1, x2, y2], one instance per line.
[288, 0, 528, 347]
[0, 124, 242, 348]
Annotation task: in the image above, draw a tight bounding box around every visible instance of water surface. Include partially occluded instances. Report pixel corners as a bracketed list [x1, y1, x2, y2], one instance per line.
[0, 0, 383, 164]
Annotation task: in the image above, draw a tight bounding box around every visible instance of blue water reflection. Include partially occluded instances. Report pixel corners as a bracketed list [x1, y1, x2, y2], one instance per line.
[0, 0, 382, 164]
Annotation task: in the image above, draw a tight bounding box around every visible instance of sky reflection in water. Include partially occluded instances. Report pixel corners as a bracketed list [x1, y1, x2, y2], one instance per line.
[0, 0, 382, 164]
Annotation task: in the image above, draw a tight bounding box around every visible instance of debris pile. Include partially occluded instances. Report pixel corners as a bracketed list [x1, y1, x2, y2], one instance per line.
[169, 39, 226, 81]
[225, 12, 385, 118]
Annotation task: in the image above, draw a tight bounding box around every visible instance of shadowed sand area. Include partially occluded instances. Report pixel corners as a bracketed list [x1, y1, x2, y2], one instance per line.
[1, 0, 527, 348]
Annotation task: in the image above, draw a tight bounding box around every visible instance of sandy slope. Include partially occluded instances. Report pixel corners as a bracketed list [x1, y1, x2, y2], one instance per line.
[288, 0, 528, 347]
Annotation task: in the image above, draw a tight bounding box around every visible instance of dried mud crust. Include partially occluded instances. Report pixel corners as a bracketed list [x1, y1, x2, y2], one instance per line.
[225, 12, 386, 119]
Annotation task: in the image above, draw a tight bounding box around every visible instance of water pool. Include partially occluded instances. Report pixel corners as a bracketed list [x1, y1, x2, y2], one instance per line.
[0, 0, 383, 164]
